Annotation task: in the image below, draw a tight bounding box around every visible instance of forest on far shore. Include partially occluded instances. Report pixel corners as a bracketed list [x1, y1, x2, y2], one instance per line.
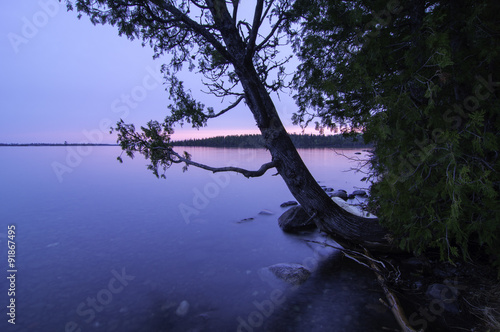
[172, 133, 370, 148]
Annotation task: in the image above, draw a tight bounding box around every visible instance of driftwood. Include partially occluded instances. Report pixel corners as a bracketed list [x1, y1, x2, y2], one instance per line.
[306, 240, 421, 332]
[363, 249, 423, 332]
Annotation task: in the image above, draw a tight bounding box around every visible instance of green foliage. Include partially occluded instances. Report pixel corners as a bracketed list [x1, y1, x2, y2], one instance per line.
[113, 119, 192, 178]
[293, 0, 500, 268]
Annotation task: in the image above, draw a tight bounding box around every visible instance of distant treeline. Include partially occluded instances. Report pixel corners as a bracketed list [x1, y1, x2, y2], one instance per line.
[173, 134, 371, 148]
[0, 143, 118, 147]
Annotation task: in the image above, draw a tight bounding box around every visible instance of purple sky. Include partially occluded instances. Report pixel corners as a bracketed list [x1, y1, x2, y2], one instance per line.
[1, 1, 308, 144]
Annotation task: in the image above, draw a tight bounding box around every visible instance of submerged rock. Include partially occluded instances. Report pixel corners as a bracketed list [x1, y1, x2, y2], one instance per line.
[280, 201, 298, 208]
[175, 300, 190, 316]
[278, 206, 317, 233]
[267, 263, 311, 286]
[259, 209, 274, 215]
[237, 217, 254, 223]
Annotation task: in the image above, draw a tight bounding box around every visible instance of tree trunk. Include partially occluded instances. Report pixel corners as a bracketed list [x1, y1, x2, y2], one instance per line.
[236, 61, 392, 251]
[210, 0, 393, 251]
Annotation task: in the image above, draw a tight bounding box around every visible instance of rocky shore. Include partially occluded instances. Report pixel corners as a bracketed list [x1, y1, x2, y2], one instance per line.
[234, 185, 500, 331]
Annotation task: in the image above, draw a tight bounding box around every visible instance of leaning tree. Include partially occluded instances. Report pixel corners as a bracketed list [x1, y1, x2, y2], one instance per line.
[65, 0, 391, 250]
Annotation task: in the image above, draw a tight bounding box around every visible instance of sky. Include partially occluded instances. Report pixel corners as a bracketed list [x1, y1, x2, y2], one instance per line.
[1, 1, 308, 144]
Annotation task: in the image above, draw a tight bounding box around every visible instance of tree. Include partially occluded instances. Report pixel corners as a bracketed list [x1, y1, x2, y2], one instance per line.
[292, 0, 500, 266]
[64, 0, 391, 249]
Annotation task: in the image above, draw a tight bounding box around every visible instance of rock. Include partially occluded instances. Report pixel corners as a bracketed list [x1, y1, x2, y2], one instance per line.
[267, 263, 311, 286]
[259, 209, 274, 215]
[330, 190, 348, 201]
[425, 284, 460, 314]
[323, 187, 334, 192]
[197, 312, 210, 320]
[175, 300, 190, 316]
[352, 190, 367, 196]
[280, 201, 298, 208]
[331, 197, 377, 218]
[236, 217, 254, 223]
[278, 206, 317, 233]
[355, 152, 362, 155]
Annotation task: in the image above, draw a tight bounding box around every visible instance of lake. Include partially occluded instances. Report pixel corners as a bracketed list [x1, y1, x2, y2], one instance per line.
[0, 146, 399, 331]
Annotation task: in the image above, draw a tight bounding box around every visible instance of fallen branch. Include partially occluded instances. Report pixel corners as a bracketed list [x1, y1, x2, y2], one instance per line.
[363, 249, 422, 332]
[305, 240, 421, 332]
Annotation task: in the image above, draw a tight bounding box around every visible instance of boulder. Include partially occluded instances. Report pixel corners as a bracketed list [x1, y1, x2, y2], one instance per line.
[352, 190, 367, 196]
[331, 197, 377, 218]
[278, 206, 317, 233]
[330, 190, 348, 201]
[267, 263, 311, 286]
[280, 201, 298, 208]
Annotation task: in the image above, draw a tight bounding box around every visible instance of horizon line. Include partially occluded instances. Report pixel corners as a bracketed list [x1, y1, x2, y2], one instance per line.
[0, 132, 359, 145]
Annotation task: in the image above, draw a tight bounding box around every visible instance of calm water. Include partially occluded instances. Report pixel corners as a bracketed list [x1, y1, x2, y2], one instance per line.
[0, 146, 398, 332]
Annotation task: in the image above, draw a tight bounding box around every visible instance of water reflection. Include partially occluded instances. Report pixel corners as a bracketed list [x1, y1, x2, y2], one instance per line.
[0, 146, 397, 332]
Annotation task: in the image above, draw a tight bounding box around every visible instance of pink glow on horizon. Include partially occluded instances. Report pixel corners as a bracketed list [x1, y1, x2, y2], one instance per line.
[170, 126, 325, 141]
[2, 125, 327, 144]
[170, 128, 261, 141]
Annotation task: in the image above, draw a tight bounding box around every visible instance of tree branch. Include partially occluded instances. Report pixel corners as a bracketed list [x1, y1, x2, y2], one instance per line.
[209, 95, 245, 118]
[255, 12, 285, 54]
[364, 249, 421, 332]
[246, 0, 264, 61]
[231, 0, 239, 22]
[149, 0, 236, 63]
[306, 240, 420, 332]
[169, 149, 277, 178]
